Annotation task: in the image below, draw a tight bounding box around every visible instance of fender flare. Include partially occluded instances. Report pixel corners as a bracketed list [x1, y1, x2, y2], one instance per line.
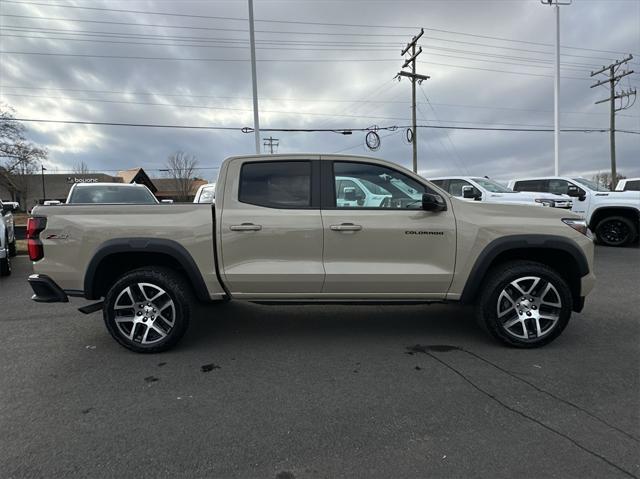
[84, 238, 210, 301]
[459, 234, 589, 304]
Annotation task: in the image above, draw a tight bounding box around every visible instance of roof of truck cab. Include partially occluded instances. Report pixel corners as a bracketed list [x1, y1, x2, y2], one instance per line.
[508, 176, 586, 181]
[224, 153, 382, 162]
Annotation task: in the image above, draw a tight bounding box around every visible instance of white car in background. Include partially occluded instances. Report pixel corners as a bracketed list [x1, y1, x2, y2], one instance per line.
[508, 176, 640, 247]
[430, 176, 572, 208]
[615, 178, 640, 192]
[0, 200, 17, 276]
[193, 183, 216, 203]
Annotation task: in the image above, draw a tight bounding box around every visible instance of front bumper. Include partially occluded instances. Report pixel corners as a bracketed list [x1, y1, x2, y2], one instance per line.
[28, 274, 69, 303]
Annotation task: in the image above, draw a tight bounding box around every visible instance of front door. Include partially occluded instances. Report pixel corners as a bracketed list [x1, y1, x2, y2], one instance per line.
[321, 160, 456, 298]
[220, 158, 324, 295]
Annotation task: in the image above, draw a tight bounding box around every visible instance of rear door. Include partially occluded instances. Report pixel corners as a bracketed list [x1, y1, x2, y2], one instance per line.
[219, 158, 324, 295]
[320, 159, 456, 298]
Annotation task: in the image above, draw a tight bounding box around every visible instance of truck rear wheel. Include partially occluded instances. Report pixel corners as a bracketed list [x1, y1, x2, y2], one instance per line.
[594, 216, 637, 247]
[103, 267, 192, 353]
[476, 261, 572, 348]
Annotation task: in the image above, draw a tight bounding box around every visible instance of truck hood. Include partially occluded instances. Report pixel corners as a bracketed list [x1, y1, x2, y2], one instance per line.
[451, 196, 581, 221]
[485, 191, 567, 201]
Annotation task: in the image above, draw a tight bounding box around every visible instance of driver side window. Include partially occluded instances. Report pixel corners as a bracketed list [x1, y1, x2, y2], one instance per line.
[332, 162, 427, 209]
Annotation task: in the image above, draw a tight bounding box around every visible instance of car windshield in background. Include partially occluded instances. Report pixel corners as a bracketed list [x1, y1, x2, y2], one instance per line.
[472, 178, 513, 193]
[573, 178, 610, 191]
[197, 186, 216, 203]
[69, 185, 158, 204]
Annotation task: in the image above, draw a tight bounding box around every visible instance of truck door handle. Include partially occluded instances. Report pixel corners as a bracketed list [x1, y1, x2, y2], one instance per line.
[230, 223, 262, 231]
[330, 223, 362, 231]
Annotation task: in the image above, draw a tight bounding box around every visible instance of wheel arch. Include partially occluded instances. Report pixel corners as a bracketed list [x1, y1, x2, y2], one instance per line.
[84, 238, 210, 301]
[459, 235, 589, 312]
[589, 206, 639, 230]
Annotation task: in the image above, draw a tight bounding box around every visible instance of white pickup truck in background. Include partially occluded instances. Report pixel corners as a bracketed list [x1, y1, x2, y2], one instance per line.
[508, 176, 640, 247]
[615, 178, 640, 192]
[430, 176, 572, 208]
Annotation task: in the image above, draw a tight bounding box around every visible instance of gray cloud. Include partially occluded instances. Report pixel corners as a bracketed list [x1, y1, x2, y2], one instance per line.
[1, 0, 638, 182]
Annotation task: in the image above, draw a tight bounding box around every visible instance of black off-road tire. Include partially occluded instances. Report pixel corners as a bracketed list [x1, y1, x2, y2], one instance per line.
[476, 261, 573, 348]
[8, 239, 16, 257]
[594, 216, 638, 247]
[103, 267, 193, 353]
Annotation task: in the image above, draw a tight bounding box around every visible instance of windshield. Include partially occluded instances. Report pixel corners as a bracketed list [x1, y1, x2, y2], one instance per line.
[472, 178, 512, 193]
[197, 186, 216, 203]
[572, 177, 610, 191]
[69, 185, 158, 204]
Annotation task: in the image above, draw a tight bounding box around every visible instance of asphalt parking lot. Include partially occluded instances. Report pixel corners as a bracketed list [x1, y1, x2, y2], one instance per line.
[1, 248, 639, 479]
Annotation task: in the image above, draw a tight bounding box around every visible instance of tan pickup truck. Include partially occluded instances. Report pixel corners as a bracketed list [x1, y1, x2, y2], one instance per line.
[27, 154, 595, 352]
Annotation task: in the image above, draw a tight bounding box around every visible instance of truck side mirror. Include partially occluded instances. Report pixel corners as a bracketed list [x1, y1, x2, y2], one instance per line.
[422, 193, 447, 212]
[462, 185, 480, 200]
[566, 185, 580, 197]
[567, 185, 586, 201]
[343, 187, 357, 202]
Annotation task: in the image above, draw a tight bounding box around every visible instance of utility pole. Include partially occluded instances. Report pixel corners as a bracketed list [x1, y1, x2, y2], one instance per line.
[590, 55, 635, 187]
[397, 29, 429, 173]
[263, 136, 279, 154]
[248, 0, 260, 154]
[41, 164, 46, 202]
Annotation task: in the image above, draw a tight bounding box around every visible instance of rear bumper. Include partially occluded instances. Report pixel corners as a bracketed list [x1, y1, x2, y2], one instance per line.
[28, 274, 69, 303]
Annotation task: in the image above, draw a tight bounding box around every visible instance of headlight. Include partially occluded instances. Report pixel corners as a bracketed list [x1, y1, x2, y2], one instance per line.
[562, 218, 591, 237]
[535, 198, 554, 207]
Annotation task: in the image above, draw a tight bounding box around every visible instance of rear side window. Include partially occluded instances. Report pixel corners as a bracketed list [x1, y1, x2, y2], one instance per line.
[513, 180, 547, 192]
[69, 186, 157, 204]
[239, 161, 311, 208]
[624, 180, 640, 191]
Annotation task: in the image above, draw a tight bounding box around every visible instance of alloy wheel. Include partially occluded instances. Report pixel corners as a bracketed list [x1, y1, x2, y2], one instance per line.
[599, 220, 630, 246]
[496, 276, 562, 341]
[113, 282, 176, 345]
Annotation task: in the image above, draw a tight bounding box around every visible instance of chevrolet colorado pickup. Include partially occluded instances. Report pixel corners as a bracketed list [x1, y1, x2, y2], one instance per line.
[27, 154, 595, 353]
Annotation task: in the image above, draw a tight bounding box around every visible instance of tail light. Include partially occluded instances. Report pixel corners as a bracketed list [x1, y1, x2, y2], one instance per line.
[27, 217, 47, 261]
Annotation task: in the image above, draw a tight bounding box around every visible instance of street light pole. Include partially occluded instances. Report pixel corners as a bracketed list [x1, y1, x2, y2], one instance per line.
[248, 0, 260, 154]
[41, 164, 47, 203]
[541, 0, 572, 176]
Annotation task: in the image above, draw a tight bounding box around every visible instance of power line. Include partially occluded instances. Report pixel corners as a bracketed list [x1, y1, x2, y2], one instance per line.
[2, 2, 637, 58]
[0, 50, 595, 80]
[4, 92, 619, 128]
[2, 25, 631, 66]
[10, 117, 636, 133]
[0, 32, 598, 70]
[4, 84, 637, 118]
[0, 31, 602, 72]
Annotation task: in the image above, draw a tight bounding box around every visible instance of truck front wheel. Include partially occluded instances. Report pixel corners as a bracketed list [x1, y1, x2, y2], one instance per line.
[594, 216, 637, 247]
[103, 267, 192, 353]
[476, 261, 573, 348]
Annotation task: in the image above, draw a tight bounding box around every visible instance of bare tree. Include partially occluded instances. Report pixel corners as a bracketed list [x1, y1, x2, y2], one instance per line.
[164, 151, 199, 202]
[1, 104, 47, 206]
[592, 171, 626, 190]
[73, 160, 90, 174]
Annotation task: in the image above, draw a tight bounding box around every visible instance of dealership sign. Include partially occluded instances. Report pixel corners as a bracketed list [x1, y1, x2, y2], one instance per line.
[66, 177, 99, 184]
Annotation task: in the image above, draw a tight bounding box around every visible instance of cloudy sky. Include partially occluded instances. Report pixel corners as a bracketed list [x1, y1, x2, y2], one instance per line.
[1, 0, 638, 183]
